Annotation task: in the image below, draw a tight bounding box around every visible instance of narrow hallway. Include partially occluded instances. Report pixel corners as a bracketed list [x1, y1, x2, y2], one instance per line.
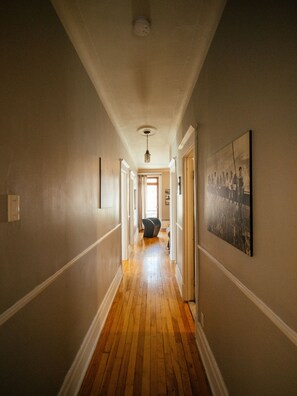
[79, 232, 211, 395]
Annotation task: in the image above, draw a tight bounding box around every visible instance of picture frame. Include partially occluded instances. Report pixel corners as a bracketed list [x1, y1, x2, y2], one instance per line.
[98, 157, 113, 209]
[98, 157, 102, 209]
[206, 130, 253, 256]
[178, 176, 182, 195]
[165, 188, 170, 205]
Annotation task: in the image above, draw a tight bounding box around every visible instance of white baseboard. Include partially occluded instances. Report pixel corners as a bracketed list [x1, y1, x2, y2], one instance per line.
[58, 266, 123, 396]
[134, 228, 138, 243]
[161, 220, 170, 229]
[196, 323, 229, 396]
[175, 264, 183, 299]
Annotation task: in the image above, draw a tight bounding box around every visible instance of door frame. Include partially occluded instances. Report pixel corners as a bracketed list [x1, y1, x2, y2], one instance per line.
[177, 124, 198, 305]
[120, 159, 130, 261]
[130, 171, 138, 244]
[183, 148, 195, 301]
[169, 158, 177, 261]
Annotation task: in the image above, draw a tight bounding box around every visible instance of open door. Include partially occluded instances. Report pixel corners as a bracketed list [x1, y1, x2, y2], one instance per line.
[184, 149, 196, 318]
[169, 159, 177, 261]
[129, 171, 137, 245]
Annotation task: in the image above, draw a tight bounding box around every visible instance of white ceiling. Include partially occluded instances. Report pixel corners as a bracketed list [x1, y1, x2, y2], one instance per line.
[52, 0, 225, 169]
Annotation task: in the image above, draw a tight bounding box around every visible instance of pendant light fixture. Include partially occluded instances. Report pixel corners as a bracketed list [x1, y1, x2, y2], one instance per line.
[144, 130, 151, 163]
[137, 126, 157, 163]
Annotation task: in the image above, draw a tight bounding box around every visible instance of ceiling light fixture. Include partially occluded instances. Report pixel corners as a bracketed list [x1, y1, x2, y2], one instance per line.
[133, 17, 151, 37]
[144, 130, 151, 163]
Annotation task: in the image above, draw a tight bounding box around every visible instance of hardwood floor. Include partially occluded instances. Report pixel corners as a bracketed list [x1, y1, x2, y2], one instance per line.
[79, 232, 212, 396]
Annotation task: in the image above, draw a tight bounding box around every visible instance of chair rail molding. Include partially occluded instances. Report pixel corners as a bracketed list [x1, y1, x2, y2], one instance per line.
[0, 224, 121, 327]
[198, 245, 297, 347]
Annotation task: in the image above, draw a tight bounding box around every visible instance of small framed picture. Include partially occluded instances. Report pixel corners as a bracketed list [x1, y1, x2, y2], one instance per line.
[178, 176, 182, 195]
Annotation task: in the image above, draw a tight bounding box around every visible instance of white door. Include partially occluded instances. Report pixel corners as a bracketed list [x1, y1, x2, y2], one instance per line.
[169, 159, 177, 261]
[129, 172, 136, 245]
[184, 151, 195, 301]
[121, 166, 129, 261]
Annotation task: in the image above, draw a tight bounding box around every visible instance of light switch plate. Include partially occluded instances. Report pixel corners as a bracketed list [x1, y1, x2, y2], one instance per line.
[8, 195, 20, 222]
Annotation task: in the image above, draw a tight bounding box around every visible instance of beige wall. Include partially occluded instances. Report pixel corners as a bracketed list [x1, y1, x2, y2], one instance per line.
[0, 1, 135, 394]
[172, 0, 297, 394]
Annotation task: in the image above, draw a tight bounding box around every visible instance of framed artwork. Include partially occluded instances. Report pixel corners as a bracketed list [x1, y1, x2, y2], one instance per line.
[178, 176, 182, 195]
[98, 157, 102, 208]
[98, 157, 113, 209]
[206, 130, 253, 256]
[165, 188, 170, 205]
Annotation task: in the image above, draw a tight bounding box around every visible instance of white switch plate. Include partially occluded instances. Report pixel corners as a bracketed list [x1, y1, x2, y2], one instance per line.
[8, 195, 20, 222]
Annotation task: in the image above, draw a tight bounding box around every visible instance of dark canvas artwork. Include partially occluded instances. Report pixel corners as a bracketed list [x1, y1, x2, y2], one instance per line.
[206, 131, 253, 256]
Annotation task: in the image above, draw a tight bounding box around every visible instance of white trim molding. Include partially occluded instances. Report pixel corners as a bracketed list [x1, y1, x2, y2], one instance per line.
[120, 159, 130, 170]
[176, 222, 184, 298]
[175, 263, 183, 298]
[168, 157, 176, 172]
[176, 222, 183, 231]
[196, 323, 229, 396]
[198, 245, 297, 347]
[161, 220, 170, 229]
[134, 228, 139, 244]
[169, 158, 177, 261]
[58, 266, 123, 396]
[137, 172, 162, 176]
[0, 224, 121, 327]
[178, 124, 197, 150]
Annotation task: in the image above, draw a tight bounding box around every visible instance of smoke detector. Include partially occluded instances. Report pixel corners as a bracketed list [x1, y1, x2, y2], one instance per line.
[133, 17, 151, 37]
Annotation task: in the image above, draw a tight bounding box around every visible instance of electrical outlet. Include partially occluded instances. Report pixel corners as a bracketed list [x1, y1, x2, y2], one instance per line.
[200, 312, 205, 328]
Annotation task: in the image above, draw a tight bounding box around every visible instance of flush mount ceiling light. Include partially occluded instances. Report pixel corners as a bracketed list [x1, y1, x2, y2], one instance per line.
[133, 17, 151, 37]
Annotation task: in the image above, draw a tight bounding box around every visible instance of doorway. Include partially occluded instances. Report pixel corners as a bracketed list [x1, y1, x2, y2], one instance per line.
[184, 149, 195, 319]
[146, 176, 159, 218]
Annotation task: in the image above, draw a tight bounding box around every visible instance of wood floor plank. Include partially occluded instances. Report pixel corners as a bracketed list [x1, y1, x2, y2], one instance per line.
[90, 353, 109, 396]
[79, 292, 123, 395]
[79, 232, 212, 396]
[124, 293, 142, 391]
[132, 281, 147, 396]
